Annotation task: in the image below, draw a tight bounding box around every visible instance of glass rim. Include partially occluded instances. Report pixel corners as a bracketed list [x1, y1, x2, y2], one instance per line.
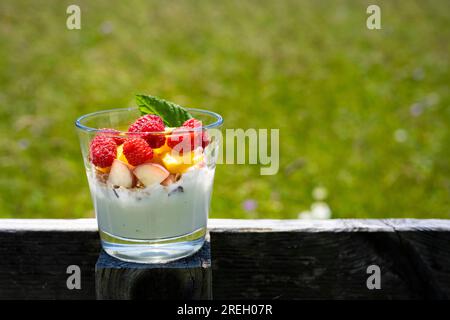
[75, 107, 223, 134]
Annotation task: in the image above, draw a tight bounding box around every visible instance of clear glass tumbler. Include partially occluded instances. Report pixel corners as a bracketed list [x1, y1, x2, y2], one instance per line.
[76, 107, 222, 263]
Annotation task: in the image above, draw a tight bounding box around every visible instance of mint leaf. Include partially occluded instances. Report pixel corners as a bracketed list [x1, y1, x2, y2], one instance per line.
[136, 94, 193, 127]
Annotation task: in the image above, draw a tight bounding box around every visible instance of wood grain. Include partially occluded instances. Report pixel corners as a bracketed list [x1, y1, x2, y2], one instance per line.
[0, 219, 449, 299]
[95, 239, 212, 300]
[0, 219, 99, 300]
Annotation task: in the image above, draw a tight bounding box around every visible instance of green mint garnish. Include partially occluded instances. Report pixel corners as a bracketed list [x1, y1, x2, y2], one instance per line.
[136, 94, 193, 127]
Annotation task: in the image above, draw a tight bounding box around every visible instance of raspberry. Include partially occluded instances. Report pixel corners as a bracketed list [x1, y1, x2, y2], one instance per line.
[167, 127, 202, 154]
[201, 131, 210, 148]
[128, 114, 166, 148]
[89, 136, 117, 168]
[122, 137, 154, 166]
[98, 128, 125, 145]
[182, 118, 210, 148]
[183, 118, 202, 128]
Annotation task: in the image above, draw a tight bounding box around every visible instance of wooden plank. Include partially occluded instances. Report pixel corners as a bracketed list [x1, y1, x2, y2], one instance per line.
[381, 219, 450, 299]
[0, 219, 449, 299]
[0, 218, 97, 231]
[95, 238, 212, 300]
[209, 218, 393, 232]
[0, 219, 99, 300]
[211, 219, 450, 299]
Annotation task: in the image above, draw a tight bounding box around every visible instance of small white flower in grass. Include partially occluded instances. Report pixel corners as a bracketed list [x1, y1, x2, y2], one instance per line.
[394, 129, 408, 143]
[310, 202, 332, 219]
[412, 68, 425, 81]
[312, 186, 328, 201]
[425, 93, 440, 108]
[100, 21, 114, 35]
[298, 202, 332, 220]
[298, 210, 312, 220]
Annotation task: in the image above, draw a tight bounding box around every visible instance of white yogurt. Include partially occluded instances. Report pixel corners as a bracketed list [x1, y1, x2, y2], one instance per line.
[88, 167, 215, 240]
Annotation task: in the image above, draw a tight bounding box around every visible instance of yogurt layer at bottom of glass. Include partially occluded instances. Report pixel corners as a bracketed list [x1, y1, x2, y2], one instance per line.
[88, 166, 215, 240]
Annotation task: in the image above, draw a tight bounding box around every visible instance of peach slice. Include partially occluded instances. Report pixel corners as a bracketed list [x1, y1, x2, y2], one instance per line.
[161, 151, 204, 174]
[160, 173, 181, 186]
[133, 163, 170, 187]
[108, 159, 134, 188]
[116, 144, 129, 165]
[96, 166, 111, 174]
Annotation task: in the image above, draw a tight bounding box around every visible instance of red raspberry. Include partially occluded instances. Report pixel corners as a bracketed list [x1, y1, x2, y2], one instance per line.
[182, 118, 210, 148]
[98, 128, 125, 145]
[89, 136, 117, 168]
[122, 137, 154, 166]
[167, 127, 202, 154]
[128, 114, 166, 148]
[183, 118, 202, 128]
[201, 131, 210, 148]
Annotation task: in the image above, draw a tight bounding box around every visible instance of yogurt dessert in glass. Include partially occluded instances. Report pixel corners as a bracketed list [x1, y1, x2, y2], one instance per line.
[76, 95, 222, 263]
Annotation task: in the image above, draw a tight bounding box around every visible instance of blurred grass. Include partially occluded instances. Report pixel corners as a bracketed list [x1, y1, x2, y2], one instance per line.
[0, 0, 448, 219]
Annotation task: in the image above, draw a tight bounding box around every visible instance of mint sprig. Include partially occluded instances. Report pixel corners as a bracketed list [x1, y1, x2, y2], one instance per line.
[136, 94, 193, 127]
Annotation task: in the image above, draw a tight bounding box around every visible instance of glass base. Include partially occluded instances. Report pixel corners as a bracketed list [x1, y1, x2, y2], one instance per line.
[100, 228, 206, 263]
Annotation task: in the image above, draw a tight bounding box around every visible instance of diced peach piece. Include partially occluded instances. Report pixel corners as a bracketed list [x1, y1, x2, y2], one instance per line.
[96, 166, 111, 174]
[161, 151, 203, 174]
[116, 144, 129, 165]
[133, 163, 170, 187]
[160, 173, 181, 186]
[154, 143, 171, 156]
[108, 159, 134, 188]
[151, 143, 170, 166]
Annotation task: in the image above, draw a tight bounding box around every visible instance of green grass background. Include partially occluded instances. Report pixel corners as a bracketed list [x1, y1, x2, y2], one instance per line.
[0, 0, 448, 219]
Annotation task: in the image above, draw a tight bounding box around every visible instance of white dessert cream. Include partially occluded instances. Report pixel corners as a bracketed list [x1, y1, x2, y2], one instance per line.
[88, 166, 215, 240]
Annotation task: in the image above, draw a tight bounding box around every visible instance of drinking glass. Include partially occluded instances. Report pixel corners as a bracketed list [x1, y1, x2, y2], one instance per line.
[76, 107, 222, 263]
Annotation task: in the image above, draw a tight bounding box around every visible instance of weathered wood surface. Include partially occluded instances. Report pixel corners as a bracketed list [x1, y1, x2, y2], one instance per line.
[0, 219, 98, 299]
[0, 219, 449, 299]
[96, 238, 212, 300]
[211, 219, 450, 299]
